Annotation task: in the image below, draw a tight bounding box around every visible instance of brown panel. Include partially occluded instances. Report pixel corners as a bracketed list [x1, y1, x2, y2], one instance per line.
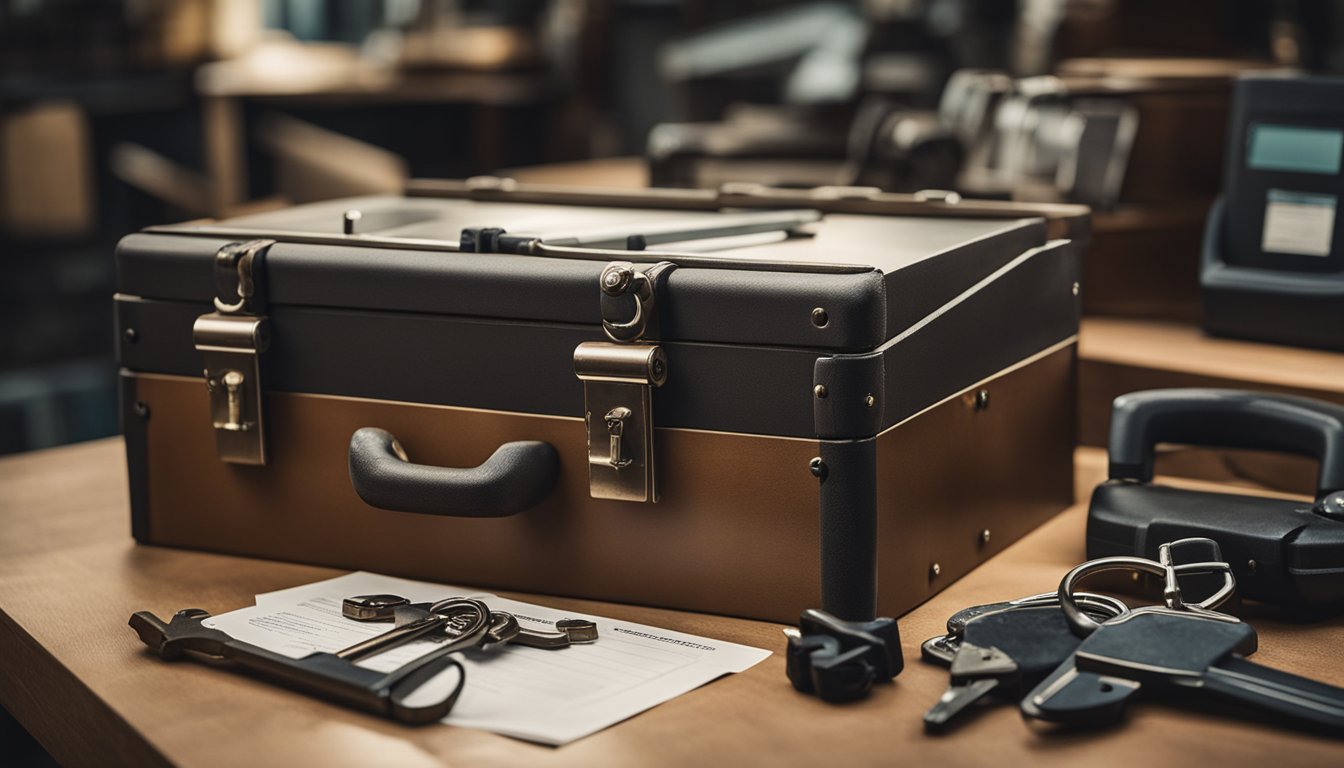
[141, 377, 823, 623]
[875, 345, 1075, 617]
[136, 344, 1074, 624]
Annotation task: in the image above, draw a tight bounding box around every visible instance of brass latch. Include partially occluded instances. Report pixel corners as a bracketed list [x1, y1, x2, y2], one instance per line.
[193, 239, 274, 465]
[573, 261, 671, 503]
[574, 342, 666, 502]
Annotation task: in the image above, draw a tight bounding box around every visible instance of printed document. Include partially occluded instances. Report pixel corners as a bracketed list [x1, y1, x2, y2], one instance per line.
[203, 571, 770, 745]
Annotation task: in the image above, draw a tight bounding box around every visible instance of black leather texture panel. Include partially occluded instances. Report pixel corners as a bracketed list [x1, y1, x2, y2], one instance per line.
[115, 234, 888, 350]
[882, 239, 1080, 426]
[813, 351, 885, 439]
[819, 437, 878, 621]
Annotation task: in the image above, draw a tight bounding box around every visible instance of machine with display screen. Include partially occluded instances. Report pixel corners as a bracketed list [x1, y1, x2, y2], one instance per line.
[1202, 75, 1344, 350]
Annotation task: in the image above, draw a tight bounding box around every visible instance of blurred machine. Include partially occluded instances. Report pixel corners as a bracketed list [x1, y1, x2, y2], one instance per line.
[650, 56, 1282, 322]
[1202, 74, 1344, 351]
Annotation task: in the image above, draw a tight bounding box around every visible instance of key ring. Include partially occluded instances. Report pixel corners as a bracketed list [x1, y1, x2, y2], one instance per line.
[1059, 538, 1236, 637]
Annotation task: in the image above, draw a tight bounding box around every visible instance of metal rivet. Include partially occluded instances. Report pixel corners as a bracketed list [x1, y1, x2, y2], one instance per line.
[808, 457, 827, 480]
[979, 529, 991, 545]
[929, 562, 942, 579]
[864, 393, 875, 408]
[343, 209, 362, 235]
[811, 308, 829, 328]
[814, 385, 828, 399]
[974, 389, 990, 411]
[133, 401, 150, 420]
[1247, 559, 1257, 574]
[1071, 282, 1080, 296]
[123, 328, 139, 344]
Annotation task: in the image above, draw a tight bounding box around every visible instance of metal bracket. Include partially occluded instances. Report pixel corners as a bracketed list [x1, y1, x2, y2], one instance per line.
[574, 342, 666, 503]
[193, 239, 274, 465]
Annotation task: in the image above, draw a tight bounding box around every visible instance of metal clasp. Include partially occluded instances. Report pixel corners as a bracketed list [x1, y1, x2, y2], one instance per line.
[604, 407, 633, 468]
[193, 239, 274, 465]
[574, 343, 666, 502]
[574, 261, 672, 502]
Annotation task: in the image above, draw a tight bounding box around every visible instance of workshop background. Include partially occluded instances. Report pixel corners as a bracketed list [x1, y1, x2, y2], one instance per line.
[0, 0, 1338, 455]
[4, 1, 1344, 764]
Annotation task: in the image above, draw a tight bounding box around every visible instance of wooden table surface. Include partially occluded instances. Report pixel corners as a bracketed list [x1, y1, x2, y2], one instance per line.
[1, 439, 1341, 767]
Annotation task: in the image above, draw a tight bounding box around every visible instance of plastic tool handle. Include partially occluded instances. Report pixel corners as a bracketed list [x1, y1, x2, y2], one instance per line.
[1107, 389, 1344, 497]
[348, 427, 558, 517]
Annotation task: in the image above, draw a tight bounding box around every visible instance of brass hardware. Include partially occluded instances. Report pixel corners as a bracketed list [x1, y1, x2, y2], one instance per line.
[865, 393, 876, 408]
[577, 260, 672, 503]
[604, 407, 633, 468]
[814, 385, 828, 399]
[929, 562, 942, 579]
[980, 529, 992, 545]
[194, 239, 274, 465]
[574, 342, 665, 502]
[811, 308, 829, 327]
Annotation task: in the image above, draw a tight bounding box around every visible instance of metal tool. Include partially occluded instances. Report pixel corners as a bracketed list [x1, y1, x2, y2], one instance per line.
[784, 608, 903, 703]
[129, 607, 478, 725]
[340, 594, 599, 655]
[336, 597, 492, 661]
[1057, 537, 1236, 638]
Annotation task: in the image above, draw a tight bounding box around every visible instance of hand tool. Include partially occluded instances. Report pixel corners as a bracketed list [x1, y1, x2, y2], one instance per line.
[129, 605, 485, 725]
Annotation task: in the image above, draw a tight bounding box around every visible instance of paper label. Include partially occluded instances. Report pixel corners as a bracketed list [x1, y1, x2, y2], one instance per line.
[1262, 189, 1336, 257]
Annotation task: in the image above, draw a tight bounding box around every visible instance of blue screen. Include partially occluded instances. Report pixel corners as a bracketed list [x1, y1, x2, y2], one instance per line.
[1248, 123, 1344, 175]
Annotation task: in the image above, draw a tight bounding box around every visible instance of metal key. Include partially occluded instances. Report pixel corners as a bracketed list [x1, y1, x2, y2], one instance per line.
[341, 595, 598, 655]
[923, 603, 1135, 733]
[921, 592, 1129, 666]
[336, 598, 490, 661]
[1024, 606, 1344, 734]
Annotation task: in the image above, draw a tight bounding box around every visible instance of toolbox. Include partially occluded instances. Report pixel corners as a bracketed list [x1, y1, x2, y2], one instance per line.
[115, 180, 1086, 623]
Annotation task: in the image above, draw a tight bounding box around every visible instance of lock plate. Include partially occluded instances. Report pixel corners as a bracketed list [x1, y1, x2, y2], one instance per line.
[574, 341, 666, 502]
[194, 313, 269, 465]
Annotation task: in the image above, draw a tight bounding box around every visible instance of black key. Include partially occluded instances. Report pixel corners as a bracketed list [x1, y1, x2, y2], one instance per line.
[924, 605, 1132, 733]
[1026, 607, 1344, 734]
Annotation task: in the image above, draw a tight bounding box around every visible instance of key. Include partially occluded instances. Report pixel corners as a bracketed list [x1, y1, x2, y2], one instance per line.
[506, 618, 600, 649]
[1024, 606, 1344, 734]
[923, 604, 1136, 733]
[920, 592, 1129, 666]
[336, 598, 490, 661]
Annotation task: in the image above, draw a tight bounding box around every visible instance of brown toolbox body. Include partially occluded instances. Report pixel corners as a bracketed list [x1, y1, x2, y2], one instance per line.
[115, 181, 1087, 623]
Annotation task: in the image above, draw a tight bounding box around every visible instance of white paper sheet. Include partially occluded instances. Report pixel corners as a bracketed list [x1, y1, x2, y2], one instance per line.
[203, 572, 771, 745]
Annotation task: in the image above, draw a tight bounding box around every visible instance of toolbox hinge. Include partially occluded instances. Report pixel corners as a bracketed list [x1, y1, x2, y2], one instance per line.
[573, 262, 672, 503]
[192, 239, 275, 466]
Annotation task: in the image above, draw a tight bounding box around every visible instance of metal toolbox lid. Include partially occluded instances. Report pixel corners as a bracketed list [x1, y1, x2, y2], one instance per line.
[116, 181, 1088, 352]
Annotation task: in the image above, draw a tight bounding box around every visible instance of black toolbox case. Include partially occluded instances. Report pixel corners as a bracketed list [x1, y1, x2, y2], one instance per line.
[115, 180, 1088, 622]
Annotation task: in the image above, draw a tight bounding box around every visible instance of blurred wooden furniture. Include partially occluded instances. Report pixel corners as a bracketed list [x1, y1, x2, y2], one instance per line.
[1079, 316, 1344, 494]
[193, 39, 555, 217]
[1, 439, 1341, 767]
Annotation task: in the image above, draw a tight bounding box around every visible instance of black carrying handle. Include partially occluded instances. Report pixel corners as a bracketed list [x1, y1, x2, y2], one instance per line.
[1108, 389, 1344, 497]
[348, 427, 558, 517]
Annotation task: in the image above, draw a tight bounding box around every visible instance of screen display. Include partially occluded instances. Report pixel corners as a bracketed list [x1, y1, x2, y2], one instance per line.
[1247, 123, 1344, 175]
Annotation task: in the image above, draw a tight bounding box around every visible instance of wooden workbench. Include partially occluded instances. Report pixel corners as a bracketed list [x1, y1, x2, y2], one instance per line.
[1, 439, 1341, 767]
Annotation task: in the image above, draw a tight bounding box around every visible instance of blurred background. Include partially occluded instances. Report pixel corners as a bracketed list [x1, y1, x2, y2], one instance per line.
[2, 0, 1343, 458]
